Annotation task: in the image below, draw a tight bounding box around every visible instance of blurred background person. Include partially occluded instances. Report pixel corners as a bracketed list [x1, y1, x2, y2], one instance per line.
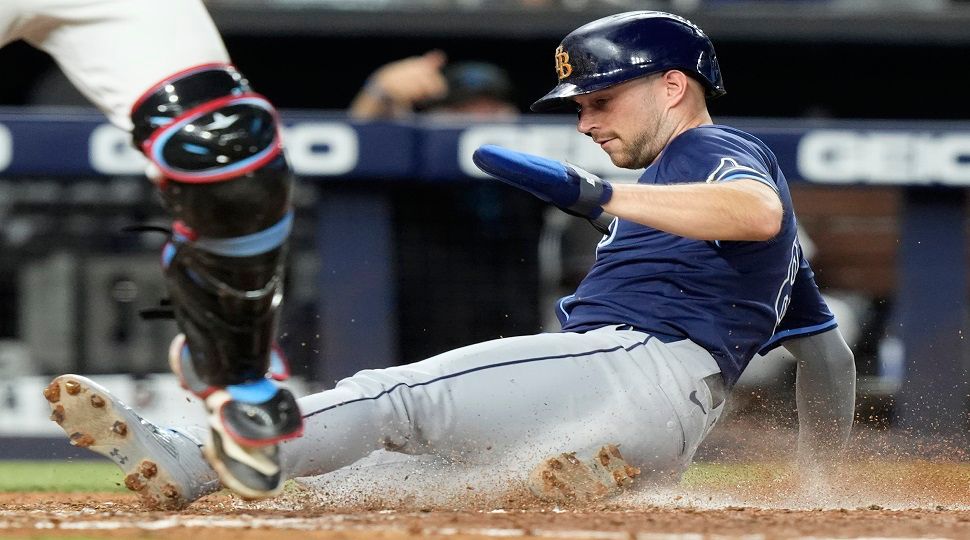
[344, 51, 543, 366]
[349, 50, 519, 120]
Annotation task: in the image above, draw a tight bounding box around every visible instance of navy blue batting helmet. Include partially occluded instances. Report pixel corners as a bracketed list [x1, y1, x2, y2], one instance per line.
[531, 11, 725, 112]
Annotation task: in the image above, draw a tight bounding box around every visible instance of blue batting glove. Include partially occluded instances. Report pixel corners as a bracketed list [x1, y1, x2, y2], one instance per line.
[472, 145, 613, 219]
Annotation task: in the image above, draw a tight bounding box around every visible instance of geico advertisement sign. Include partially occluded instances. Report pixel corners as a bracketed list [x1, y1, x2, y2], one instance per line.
[457, 125, 642, 180]
[0, 124, 10, 172]
[798, 130, 970, 184]
[89, 122, 359, 175]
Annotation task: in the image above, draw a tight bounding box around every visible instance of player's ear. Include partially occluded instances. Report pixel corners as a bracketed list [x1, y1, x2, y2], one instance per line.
[661, 70, 690, 106]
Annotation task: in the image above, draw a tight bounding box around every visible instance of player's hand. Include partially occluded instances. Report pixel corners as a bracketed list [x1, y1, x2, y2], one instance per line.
[472, 145, 613, 219]
[367, 50, 448, 107]
[350, 51, 449, 119]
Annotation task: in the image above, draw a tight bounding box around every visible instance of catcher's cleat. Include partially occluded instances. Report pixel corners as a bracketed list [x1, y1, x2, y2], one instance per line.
[44, 375, 220, 510]
[527, 444, 640, 503]
[168, 334, 303, 499]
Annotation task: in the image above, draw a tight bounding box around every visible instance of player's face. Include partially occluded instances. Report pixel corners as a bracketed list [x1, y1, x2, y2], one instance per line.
[573, 75, 675, 169]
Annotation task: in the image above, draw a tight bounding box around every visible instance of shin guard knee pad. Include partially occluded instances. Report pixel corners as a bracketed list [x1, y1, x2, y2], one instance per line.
[132, 64, 293, 388]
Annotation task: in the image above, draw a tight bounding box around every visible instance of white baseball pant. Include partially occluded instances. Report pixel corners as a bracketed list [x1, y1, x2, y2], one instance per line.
[1, 0, 229, 130]
[281, 326, 725, 484]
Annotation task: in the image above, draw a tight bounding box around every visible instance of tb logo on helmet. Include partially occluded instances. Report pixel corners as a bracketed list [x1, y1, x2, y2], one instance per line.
[555, 46, 573, 80]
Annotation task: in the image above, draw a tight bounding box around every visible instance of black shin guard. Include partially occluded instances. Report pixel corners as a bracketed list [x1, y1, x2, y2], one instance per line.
[162, 177, 290, 387]
[133, 64, 293, 389]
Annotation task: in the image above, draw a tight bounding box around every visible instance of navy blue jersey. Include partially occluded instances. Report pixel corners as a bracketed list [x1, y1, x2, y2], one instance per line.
[758, 254, 837, 354]
[558, 124, 835, 387]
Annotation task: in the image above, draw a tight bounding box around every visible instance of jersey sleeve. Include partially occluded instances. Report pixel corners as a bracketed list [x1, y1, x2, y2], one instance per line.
[659, 128, 778, 192]
[758, 253, 838, 354]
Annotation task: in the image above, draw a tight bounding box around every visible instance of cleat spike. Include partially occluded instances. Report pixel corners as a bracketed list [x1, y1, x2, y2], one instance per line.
[43, 382, 61, 403]
[162, 484, 180, 499]
[64, 380, 81, 395]
[50, 405, 65, 425]
[70, 432, 95, 448]
[124, 473, 146, 491]
[140, 461, 158, 478]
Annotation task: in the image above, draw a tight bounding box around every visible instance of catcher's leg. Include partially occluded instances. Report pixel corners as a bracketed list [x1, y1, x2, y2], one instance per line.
[132, 64, 302, 500]
[14, 0, 298, 501]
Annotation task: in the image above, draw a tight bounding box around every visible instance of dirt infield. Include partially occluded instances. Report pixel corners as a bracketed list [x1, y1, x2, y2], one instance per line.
[1, 490, 969, 539]
[4, 407, 968, 539]
[2, 456, 969, 540]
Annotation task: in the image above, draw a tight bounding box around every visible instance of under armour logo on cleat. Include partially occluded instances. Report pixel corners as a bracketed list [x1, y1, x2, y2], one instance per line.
[109, 448, 128, 465]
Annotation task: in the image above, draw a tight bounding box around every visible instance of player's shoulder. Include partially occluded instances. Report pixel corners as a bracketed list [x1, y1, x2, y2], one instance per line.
[672, 124, 773, 158]
[658, 124, 778, 180]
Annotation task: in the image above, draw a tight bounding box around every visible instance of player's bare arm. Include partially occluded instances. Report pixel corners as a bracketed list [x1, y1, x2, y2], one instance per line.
[472, 146, 782, 242]
[604, 178, 783, 241]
